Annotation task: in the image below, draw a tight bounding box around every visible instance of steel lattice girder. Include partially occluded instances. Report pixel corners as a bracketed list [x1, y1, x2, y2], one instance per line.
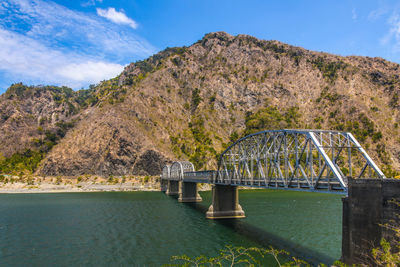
[169, 161, 195, 181]
[160, 130, 386, 193]
[215, 129, 386, 192]
[162, 165, 171, 179]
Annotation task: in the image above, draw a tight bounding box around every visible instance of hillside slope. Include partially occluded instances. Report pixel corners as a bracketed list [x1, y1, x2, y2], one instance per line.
[1, 32, 400, 177]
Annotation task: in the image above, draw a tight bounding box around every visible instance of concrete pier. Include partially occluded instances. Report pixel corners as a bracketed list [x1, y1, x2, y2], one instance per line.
[206, 185, 245, 219]
[341, 178, 400, 265]
[160, 179, 168, 192]
[178, 182, 202, 202]
[166, 180, 179, 196]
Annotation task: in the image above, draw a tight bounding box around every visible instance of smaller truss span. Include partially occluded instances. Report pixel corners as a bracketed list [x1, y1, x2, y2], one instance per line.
[170, 161, 195, 181]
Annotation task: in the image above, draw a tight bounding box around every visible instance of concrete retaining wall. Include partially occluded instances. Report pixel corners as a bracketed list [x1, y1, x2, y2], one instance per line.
[342, 178, 400, 265]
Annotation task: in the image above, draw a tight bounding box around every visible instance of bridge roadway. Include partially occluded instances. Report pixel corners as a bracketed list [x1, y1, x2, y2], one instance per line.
[171, 170, 345, 192]
[159, 129, 399, 264]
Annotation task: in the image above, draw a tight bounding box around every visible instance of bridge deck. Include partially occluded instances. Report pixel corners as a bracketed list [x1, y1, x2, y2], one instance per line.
[172, 170, 346, 193]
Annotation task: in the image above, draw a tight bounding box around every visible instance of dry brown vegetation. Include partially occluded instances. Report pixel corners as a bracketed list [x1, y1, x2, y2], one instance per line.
[1, 32, 400, 177]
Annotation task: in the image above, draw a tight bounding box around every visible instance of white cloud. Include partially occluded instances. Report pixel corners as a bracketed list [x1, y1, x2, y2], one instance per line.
[0, 0, 155, 89]
[1, 0, 153, 58]
[368, 7, 389, 21]
[56, 61, 124, 83]
[0, 27, 124, 88]
[380, 13, 400, 51]
[97, 7, 138, 29]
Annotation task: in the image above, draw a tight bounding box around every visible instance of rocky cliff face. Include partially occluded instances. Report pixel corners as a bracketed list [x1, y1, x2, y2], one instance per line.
[0, 84, 86, 157]
[1, 32, 400, 177]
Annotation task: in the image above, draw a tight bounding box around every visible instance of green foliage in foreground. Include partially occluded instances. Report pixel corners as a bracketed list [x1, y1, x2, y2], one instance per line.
[164, 245, 323, 267]
[371, 201, 400, 266]
[372, 238, 400, 266]
[166, 236, 400, 266]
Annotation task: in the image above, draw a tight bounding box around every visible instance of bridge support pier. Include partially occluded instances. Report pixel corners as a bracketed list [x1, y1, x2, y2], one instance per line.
[178, 182, 202, 202]
[160, 179, 168, 192]
[206, 185, 245, 219]
[166, 180, 179, 196]
[341, 178, 400, 265]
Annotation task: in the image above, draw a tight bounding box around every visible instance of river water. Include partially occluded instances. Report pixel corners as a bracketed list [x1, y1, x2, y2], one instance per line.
[0, 190, 342, 266]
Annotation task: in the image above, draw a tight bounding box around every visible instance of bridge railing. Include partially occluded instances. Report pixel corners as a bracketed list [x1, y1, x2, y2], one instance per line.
[183, 171, 216, 183]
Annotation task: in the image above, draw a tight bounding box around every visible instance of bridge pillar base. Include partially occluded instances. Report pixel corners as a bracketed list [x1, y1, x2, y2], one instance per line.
[166, 180, 179, 196]
[160, 179, 168, 192]
[178, 182, 202, 202]
[206, 185, 245, 219]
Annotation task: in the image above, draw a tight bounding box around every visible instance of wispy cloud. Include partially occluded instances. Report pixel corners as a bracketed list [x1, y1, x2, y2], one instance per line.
[368, 6, 389, 21]
[380, 12, 400, 52]
[81, 0, 102, 8]
[0, 28, 124, 88]
[97, 7, 138, 29]
[0, 0, 155, 89]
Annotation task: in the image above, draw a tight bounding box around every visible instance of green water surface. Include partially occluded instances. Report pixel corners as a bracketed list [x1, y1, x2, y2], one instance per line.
[0, 190, 342, 266]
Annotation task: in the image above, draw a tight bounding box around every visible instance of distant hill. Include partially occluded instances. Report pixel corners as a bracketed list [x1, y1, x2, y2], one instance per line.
[1, 32, 400, 177]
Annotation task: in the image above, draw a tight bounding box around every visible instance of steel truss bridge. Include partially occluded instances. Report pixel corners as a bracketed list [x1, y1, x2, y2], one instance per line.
[162, 129, 386, 193]
[160, 129, 398, 264]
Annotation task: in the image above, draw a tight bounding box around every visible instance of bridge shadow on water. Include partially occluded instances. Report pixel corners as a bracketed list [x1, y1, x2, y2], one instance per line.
[182, 202, 336, 265]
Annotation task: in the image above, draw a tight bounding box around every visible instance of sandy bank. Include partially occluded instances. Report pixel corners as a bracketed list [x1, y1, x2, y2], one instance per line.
[0, 182, 160, 193]
[0, 175, 160, 193]
[0, 175, 213, 193]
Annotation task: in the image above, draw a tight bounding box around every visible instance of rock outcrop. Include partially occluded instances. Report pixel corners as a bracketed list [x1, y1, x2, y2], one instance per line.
[1, 32, 400, 176]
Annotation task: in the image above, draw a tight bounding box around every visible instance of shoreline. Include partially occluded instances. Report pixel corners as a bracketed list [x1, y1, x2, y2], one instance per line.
[0, 182, 161, 194]
[0, 185, 213, 194]
[0, 175, 213, 194]
[0, 175, 160, 194]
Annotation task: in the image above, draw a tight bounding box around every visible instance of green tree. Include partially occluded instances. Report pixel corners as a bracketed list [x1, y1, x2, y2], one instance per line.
[165, 245, 312, 267]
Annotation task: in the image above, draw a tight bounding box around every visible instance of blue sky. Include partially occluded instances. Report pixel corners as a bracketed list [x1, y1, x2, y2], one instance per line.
[1, 0, 400, 93]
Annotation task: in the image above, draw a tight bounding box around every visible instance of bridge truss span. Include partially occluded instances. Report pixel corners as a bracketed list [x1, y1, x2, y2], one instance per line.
[215, 129, 386, 192]
[170, 161, 195, 181]
[162, 165, 171, 179]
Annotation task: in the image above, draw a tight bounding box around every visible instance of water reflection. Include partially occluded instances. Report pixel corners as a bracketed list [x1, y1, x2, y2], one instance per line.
[180, 196, 338, 264]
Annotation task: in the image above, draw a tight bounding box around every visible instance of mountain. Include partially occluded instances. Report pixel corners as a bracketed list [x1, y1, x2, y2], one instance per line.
[1, 32, 400, 177]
